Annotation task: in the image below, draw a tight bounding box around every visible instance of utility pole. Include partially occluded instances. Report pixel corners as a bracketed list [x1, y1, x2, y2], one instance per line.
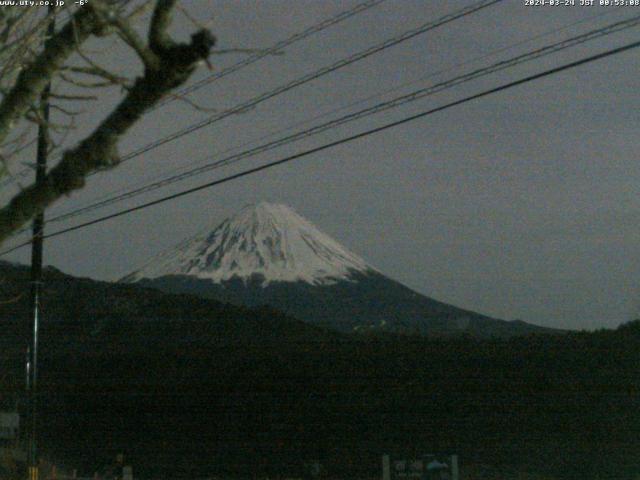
[27, 6, 56, 480]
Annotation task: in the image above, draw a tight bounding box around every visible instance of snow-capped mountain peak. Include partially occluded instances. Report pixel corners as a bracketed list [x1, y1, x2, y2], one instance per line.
[124, 202, 374, 286]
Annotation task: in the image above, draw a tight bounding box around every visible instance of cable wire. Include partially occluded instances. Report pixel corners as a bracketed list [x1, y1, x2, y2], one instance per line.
[93, 0, 502, 170]
[41, 12, 640, 227]
[3, 0, 501, 188]
[152, 0, 389, 110]
[2, 36, 638, 257]
[0, 0, 388, 189]
[48, 5, 622, 221]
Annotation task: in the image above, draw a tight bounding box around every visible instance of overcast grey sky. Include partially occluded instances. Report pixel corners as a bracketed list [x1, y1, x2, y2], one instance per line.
[2, 0, 639, 330]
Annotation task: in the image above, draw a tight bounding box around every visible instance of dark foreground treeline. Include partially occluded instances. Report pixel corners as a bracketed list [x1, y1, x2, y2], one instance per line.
[1, 320, 637, 480]
[0, 262, 639, 479]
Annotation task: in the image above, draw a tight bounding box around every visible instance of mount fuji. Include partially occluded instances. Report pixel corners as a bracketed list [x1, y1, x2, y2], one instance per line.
[124, 202, 374, 287]
[122, 202, 554, 337]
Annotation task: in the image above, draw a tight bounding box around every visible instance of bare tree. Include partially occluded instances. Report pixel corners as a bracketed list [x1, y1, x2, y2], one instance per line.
[0, 0, 215, 246]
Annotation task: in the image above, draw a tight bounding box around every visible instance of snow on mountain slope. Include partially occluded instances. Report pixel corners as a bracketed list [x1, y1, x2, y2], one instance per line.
[124, 202, 375, 286]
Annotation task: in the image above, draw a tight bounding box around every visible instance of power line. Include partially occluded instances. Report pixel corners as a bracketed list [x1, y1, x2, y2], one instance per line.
[49, 5, 623, 223]
[0, 0, 388, 189]
[2, 36, 638, 257]
[3, 0, 501, 188]
[93, 0, 502, 170]
[152, 0, 388, 110]
[41, 12, 640, 227]
[28, 0, 518, 224]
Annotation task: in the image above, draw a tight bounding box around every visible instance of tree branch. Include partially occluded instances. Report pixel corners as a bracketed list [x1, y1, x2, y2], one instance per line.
[0, 2, 215, 244]
[108, 12, 159, 68]
[149, 0, 177, 53]
[0, 7, 102, 148]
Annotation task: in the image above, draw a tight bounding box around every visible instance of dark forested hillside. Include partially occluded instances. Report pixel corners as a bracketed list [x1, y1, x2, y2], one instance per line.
[133, 271, 560, 337]
[1, 262, 639, 479]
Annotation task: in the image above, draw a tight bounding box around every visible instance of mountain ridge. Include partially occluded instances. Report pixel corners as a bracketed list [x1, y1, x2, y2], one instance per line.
[123, 202, 559, 337]
[123, 202, 374, 286]
[0, 261, 634, 479]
